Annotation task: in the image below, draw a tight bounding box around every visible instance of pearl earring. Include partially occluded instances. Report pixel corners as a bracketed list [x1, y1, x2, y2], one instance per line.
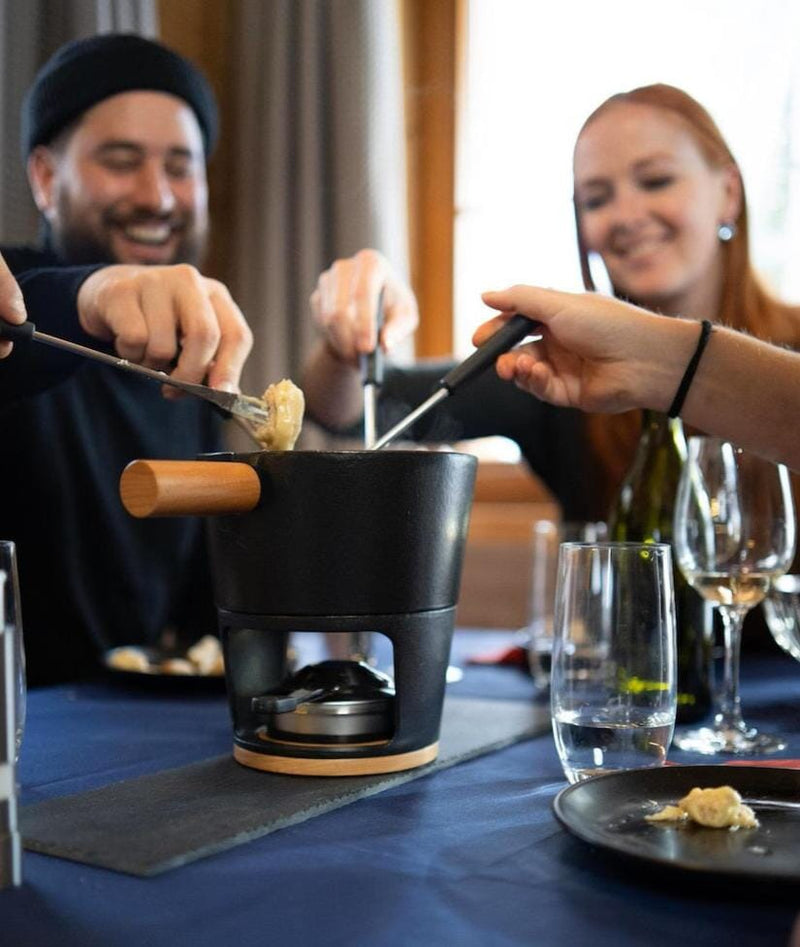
[718, 222, 737, 242]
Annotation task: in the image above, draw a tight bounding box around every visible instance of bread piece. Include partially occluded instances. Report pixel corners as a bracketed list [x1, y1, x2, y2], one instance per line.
[160, 657, 196, 676]
[646, 785, 759, 829]
[187, 635, 224, 675]
[107, 646, 151, 673]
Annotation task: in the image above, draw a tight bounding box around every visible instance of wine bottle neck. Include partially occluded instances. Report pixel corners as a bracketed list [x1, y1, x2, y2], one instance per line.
[640, 409, 687, 455]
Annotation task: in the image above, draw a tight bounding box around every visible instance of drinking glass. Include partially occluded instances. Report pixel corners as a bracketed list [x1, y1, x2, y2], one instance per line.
[551, 542, 676, 784]
[0, 542, 25, 759]
[763, 574, 800, 662]
[672, 438, 795, 754]
[527, 521, 607, 689]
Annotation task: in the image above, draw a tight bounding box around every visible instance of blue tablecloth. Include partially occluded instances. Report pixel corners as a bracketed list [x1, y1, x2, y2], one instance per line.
[4, 630, 799, 947]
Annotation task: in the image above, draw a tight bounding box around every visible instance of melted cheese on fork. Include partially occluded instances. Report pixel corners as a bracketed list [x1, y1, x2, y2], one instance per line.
[245, 379, 305, 451]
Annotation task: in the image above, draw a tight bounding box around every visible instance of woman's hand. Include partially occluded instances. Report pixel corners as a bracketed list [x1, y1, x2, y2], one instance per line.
[310, 248, 418, 364]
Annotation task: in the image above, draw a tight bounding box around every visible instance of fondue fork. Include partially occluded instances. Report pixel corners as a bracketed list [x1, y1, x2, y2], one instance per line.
[360, 288, 385, 449]
[0, 321, 269, 425]
[350, 291, 387, 664]
[371, 313, 543, 450]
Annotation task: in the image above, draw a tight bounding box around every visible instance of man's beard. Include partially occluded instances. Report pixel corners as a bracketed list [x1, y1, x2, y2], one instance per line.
[49, 193, 208, 267]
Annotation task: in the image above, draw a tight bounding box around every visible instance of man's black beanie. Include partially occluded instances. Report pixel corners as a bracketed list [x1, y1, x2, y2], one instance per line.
[21, 33, 219, 158]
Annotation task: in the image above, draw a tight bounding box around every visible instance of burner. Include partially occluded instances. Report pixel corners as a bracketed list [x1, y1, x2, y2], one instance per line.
[252, 661, 395, 744]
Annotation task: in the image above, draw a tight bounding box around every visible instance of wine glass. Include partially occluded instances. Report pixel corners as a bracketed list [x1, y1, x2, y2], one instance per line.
[763, 574, 800, 662]
[672, 437, 796, 754]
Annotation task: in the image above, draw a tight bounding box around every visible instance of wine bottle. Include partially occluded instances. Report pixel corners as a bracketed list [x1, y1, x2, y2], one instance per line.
[608, 410, 712, 724]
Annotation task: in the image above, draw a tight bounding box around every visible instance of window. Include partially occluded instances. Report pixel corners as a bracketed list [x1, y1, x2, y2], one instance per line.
[455, 0, 800, 353]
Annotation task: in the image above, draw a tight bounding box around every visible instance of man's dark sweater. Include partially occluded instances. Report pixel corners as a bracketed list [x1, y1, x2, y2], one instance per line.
[1, 246, 223, 685]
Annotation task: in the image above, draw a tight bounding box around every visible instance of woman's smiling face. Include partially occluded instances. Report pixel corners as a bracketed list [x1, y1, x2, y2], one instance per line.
[573, 102, 740, 316]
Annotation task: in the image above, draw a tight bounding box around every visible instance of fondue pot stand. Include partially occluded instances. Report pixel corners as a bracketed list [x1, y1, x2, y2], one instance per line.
[120, 450, 477, 776]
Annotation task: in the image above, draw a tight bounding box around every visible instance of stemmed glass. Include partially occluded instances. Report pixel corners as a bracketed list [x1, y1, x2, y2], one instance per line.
[672, 437, 796, 754]
[763, 574, 800, 662]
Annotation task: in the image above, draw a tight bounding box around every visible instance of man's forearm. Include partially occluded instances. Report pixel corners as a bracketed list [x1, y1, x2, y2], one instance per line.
[0, 264, 103, 401]
[678, 326, 800, 471]
[637, 318, 800, 471]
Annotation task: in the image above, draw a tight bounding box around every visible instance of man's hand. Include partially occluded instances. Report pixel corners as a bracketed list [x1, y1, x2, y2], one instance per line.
[0, 253, 27, 359]
[310, 248, 418, 364]
[77, 264, 253, 393]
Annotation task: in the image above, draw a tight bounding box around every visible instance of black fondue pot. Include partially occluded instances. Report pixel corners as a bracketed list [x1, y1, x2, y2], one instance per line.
[121, 450, 477, 776]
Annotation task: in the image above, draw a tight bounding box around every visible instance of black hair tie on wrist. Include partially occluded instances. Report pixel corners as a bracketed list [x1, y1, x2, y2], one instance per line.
[667, 319, 713, 418]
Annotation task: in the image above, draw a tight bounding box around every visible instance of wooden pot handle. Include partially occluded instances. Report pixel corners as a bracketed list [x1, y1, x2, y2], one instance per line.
[120, 460, 261, 517]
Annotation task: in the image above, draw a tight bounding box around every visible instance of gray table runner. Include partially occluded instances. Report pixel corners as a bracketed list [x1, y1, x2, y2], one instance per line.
[21, 696, 550, 876]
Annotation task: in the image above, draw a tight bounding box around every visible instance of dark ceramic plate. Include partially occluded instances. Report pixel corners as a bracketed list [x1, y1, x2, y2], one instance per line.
[553, 765, 800, 884]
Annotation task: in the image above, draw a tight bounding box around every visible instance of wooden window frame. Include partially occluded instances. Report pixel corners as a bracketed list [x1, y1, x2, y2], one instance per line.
[401, 0, 462, 358]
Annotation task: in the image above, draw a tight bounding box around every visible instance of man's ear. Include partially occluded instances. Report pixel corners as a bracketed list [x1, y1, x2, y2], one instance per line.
[27, 146, 59, 219]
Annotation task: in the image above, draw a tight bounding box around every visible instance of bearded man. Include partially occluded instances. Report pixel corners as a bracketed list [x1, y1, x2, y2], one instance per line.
[0, 34, 251, 684]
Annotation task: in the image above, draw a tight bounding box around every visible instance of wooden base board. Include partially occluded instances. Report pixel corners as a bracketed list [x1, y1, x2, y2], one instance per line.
[233, 741, 439, 776]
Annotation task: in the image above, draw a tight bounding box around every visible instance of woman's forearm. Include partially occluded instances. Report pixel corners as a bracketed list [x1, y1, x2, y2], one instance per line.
[301, 340, 365, 430]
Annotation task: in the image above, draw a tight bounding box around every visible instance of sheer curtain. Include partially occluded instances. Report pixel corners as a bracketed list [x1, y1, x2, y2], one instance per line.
[229, 0, 409, 446]
[0, 0, 157, 244]
[455, 0, 800, 354]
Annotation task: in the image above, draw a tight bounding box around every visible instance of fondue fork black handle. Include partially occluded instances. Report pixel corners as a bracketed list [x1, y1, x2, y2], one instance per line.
[0, 320, 268, 424]
[371, 313, 542, 450]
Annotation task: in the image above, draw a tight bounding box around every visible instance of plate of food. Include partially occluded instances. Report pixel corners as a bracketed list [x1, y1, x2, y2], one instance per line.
[104, 634, 225, 680]
[552, 764, 800, 885]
